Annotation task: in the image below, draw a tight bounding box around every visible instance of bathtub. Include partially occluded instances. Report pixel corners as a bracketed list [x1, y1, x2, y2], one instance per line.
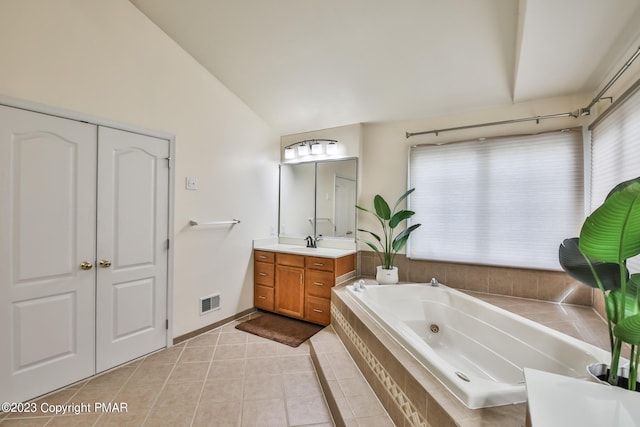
[346, 282, 610, 409]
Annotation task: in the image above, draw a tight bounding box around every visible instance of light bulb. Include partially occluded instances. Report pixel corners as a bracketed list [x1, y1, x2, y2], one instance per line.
[310, 141, 322, 154]
[284, 147, 295, 159]
[297, 143, 309, 156]
[326, 141, 338, 155]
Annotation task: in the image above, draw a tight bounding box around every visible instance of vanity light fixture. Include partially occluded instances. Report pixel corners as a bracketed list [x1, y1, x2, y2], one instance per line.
[282, 138, 338, 160]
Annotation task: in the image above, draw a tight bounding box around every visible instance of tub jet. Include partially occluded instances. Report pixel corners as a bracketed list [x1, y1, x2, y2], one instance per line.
[456, 371, 471, 382]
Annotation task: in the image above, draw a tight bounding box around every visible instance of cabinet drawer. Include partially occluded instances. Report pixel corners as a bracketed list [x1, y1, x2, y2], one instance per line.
[305, 269, 334, 299]
[254, 285, 274, 311]
[305, 296, 331, 325]
[254, 262, 275, 286]
[305, 256, 334, 272]
[254, 250, 275, 264]
[276, 253, 305, 268]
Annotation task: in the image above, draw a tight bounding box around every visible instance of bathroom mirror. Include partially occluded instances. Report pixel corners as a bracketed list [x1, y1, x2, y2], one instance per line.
[279, 158, 357, 240]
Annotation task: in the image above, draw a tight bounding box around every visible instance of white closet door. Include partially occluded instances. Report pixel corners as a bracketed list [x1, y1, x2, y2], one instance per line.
[0, 105, 97, 403]
[95, 127, 169, 372]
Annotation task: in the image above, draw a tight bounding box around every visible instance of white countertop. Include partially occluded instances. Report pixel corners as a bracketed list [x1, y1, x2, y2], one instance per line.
[525, 368, 640, 427]
[253, 243, 356, 259]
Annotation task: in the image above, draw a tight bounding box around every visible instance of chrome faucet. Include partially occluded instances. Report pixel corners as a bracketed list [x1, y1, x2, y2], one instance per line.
[430, 277, 439, 287]
[352, 279, 366, 292]
[305, 235, 316, 248]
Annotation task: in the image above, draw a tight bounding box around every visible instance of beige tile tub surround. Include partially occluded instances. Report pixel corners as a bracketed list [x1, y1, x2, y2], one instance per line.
[0, 313, 334, 427]
[357, 251, 593, 306]
[310, 327, 394, 427]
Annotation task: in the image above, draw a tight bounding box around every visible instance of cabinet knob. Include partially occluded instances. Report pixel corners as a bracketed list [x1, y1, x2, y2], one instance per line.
[99, 259, 112, 268]
[314, 263, 324, 267]
[313, 309, 324, 313]
[258, 296, 266, 300]
[80, 261, 93, 270]
[313, 282, 325, 287]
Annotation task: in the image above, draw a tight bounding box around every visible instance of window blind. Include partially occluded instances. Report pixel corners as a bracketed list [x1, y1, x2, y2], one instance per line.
[590, 85, 640, 210]
[408, 129, 584, 270]
[590, 83, 640, 273]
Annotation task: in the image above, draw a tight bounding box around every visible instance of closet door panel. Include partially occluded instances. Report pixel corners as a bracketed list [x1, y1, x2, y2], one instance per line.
[0, 105, 97, 403]
[96, 126, 169, 372]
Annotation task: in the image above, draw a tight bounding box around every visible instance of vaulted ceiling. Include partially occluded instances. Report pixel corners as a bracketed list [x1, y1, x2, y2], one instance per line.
[130, 0, 640, 135]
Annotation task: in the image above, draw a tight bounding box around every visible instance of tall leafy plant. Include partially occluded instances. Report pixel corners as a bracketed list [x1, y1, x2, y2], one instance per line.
[356, 188, 421, 269]
[559, 176, 640, 390]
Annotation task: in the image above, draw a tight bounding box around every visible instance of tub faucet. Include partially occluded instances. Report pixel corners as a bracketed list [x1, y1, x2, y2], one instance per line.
[352, 279, 365, 292]
[305, 235, 316, 248]
[430, 277, 439, 287]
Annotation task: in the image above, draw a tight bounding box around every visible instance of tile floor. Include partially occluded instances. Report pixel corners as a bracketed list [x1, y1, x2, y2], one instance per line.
[0, 312, 334, 427]
[1, 292, 613, 427]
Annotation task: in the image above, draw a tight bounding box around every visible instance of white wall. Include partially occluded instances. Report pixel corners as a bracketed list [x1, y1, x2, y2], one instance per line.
[0, 0, 280, 337]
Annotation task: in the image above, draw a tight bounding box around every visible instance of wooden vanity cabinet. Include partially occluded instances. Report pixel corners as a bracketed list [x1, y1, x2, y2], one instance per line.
[253, 249, 355, 326]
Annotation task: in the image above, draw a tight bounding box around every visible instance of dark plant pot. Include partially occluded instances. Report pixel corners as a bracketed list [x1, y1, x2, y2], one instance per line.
[587, 362, 640, 391]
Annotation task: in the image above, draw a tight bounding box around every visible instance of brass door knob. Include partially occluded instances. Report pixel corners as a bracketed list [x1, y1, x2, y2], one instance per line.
[99, 259, 112, 268]
[80, 261, 93, 270]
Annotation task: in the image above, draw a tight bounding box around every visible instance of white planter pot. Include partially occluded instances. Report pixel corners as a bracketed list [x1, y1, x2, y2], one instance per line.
[587, 362, 631, 387]
[376, 266, 399, 284]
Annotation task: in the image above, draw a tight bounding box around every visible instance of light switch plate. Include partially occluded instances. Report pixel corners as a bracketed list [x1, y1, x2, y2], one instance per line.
[185, 176, 198, 190]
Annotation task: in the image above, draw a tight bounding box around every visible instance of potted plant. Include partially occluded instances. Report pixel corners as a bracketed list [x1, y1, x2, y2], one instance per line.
[559, 176, 640, 390]
[356, 188, 421, 284]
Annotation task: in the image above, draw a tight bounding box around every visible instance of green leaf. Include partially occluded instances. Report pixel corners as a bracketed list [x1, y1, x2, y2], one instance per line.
[392, 188, 416, 212]
[373, 195, 391, 220]
[362, 240, 382, 254]
[614, 314, 640, 346]
[608, 290, 640, 324]
[389, 210, 415, 229]
[392, 224, 421, 252]
[579, 178, 640, 263]
[558, 238, 624, 291]
[357, 229, 382, 244]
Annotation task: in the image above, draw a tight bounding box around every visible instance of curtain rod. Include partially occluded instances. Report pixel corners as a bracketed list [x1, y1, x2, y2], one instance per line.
[406, 45, 640, 139]
[405, 112, 577, 138]
[580, 45, 640, 116]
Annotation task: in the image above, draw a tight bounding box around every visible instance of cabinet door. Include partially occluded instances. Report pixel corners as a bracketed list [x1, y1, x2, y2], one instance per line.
[275, 265, 305, 319]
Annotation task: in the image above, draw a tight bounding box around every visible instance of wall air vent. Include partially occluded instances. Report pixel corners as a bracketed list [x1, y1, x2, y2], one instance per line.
[200, 293, 220, 315]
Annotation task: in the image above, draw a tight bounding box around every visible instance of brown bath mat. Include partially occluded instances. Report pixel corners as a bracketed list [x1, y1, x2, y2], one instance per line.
[235, 312, 323, 347]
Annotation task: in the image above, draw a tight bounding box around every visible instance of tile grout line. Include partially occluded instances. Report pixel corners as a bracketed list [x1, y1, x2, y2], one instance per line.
[188, 328, 223, 427]
[141, 343, 188, 427]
